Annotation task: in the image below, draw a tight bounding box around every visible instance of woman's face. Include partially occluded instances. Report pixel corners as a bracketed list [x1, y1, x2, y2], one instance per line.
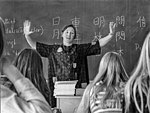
[62, 27, 75, 44]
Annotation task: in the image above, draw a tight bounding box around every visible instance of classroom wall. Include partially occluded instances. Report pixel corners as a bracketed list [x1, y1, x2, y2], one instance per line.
[0, 0, 150, 80]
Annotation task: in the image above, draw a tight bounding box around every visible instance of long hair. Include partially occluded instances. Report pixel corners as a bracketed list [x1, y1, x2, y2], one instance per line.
[124, 32, 150, 113]
[76, 52, 128, 113]
[0, 17, 5, 57]
[13, 48, 51, 105]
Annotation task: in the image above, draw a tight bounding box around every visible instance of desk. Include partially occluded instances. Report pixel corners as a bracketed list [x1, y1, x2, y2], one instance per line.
[56, 96, 82, 113]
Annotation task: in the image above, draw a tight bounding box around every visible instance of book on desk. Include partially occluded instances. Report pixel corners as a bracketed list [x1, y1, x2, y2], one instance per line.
[54, 80, 78, 96]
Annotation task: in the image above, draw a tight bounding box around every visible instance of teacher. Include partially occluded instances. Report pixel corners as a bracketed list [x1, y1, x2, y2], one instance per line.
[23, 20, 116, 107]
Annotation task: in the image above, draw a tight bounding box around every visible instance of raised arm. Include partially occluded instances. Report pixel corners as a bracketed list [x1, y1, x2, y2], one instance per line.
[23, 20, 36, 49]
[1, 57, 52, 113]
[98, 22, 116, 47]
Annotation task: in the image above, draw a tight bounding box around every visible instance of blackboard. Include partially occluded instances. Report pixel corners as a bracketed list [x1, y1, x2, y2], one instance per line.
[0, 0, 150, 80]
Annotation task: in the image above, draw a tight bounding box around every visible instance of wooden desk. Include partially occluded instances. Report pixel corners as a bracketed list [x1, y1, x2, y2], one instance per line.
[56, 96, 82, 113]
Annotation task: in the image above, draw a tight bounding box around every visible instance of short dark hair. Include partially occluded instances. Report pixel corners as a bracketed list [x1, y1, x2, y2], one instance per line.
[61, 24, 76, 39]
[0, 18, 5, 57]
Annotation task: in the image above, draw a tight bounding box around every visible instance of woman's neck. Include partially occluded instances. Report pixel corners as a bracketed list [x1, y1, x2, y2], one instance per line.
[63, 42, 72, 46]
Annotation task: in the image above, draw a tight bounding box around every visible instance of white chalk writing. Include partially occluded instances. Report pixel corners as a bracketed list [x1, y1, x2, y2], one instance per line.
[116, 31, 125, 42]
[116, 16, 125, 27]
[7, 39, 16, 48]
[135, 43, 142, 51]
[117, 46, 124, 56]
[137, 16, 146, 28]
[52, 29, 60, 39]
[53, 16, 60, 26]
[93, 16, 105, 28]
[71, 17, 80, 43]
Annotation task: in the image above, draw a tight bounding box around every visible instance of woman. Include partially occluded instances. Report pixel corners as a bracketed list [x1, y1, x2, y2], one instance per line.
[24, 20, 116, 107]
[13, 48, 51, 106]
[0, 17, 52, 113]
[124, 32, 150, 113]
[76, 52, 128, 113]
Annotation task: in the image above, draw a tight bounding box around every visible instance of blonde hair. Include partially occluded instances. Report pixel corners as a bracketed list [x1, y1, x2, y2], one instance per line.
[76, 52, 128, 113]
[124, 32, 150, 113]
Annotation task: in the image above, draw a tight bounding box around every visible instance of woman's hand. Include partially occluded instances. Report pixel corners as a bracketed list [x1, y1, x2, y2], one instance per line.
[23, 20, 33, 36]
[109, 22, 116, 35]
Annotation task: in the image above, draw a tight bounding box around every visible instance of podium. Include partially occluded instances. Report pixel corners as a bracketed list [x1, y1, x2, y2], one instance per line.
[56, 95, 82, 113]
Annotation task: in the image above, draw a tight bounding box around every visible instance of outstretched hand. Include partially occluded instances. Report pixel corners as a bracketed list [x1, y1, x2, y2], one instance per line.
[23, 20, 33, 36]
[109, 22, 116, 35]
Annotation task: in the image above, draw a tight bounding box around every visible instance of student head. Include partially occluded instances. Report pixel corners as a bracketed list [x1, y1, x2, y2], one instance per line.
[61, 24, 76, 45]
[13, 48, 50, 104]
[0, 18, 15, 89]
[77, 52, 128, 113]
[124, 32, 150, 113]
[93, 51, 128, 86]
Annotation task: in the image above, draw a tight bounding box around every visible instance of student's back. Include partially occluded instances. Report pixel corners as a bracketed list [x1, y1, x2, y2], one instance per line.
[89, 83, 124, 113]
[76, 52, 128, 113]
[13, 48, 51, 105]
[0, 17, 52, 113]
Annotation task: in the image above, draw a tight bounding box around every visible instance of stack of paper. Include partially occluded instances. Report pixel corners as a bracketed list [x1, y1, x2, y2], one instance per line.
[75, 88, 85, 96]
[54, 80, 78, 96]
